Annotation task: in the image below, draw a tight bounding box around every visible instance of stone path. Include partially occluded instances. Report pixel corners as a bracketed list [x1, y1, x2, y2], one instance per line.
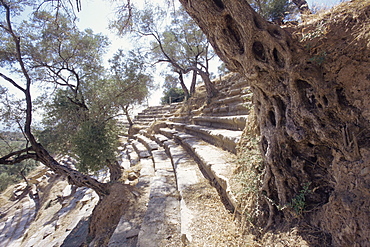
[106, 73, 252, 246]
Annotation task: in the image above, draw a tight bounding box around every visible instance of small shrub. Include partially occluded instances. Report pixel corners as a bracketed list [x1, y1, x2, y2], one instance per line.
[161, 88, 186, 105]
[289, 182, 311, 215]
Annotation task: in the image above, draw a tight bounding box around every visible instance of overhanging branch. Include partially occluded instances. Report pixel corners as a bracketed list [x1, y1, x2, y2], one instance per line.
[0, 146, 37, 165]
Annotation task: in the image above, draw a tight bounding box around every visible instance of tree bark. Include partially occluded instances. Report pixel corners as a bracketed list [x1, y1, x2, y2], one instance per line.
[179, 0, 370, 246]
[107, 160, 123, 182]
[176, 71, 190, 99]
[198, 70, 217, 100]
[33, 143, 110, 197]
[190, 69, 197, 96]
[122, 105, 133, 127]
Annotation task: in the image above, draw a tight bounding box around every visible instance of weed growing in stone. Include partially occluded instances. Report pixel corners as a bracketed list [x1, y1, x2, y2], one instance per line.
[289, 182, 312, 216]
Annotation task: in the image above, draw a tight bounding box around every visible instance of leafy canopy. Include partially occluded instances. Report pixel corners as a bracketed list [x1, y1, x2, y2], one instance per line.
[1, 1, 153, 175]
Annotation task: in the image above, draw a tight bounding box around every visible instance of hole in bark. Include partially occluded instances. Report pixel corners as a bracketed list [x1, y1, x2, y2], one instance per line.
[322, 96, 328, 106]
[224, 15, 244, 55]
[272, 96, 286, 126]
[296, 80, 316, 109]
[309, 156, 318, 163]
[256, 101, 261, 114]
[261, 136, 268, 154]
[307, 142, 314, 148]
[336, 87, 349, 106]
[212, 0, 225, 10]
[256, 106, 261, 114]
[286, 159, 292, 167]
[273, 48, 285, 68]
[252, 41, 267, 62]
[253, 16, 263, 29]
[268, 28, 282, 39]
[286, 40, 295, 52]
[268, 110, 276, 127]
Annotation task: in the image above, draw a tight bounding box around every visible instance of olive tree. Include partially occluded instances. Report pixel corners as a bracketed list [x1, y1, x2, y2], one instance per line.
[112, 4, 218, 99]
[0, 0, 152, 196]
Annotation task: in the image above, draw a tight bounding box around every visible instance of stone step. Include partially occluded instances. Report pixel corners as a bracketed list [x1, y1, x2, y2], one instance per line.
[126, 144, 140, 166]
[134, 134, 160, 152]
[167, 116, 189, 124]
[157, 128, 238, 212]
[130, 140, 151, 159]
[138, 105, 180, 116]
[118, 149, 131, 170]
[202, 102, 251, 116]
[212, 95, 244, 105]
[137, 147, 181, 247]
[136, 112, 172, 118]
[166, 122, 242, 154]
[192, 115, 249, 131]
[149, 133, 169, 146]
[108, 156, 155, 247]
[160, 139, 242, 245]
[132, 120, 153, 127]
[158, 128, 178, 140]
[134, 116, 167, 123]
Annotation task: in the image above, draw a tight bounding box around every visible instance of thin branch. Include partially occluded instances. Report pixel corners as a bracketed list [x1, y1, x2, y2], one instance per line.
[0, 72, 26, 93]
[0, 146, 37, 165]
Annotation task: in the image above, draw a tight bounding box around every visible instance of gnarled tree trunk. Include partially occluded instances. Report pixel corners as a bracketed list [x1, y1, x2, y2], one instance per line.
[179, 0, 370, 246]
[34, 143, 110, 197]
[190, 69, 197, 96]
[198, 70, 217, 99]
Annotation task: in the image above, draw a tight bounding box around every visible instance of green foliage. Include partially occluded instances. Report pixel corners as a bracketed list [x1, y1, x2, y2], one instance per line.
[162, 74, 180, 91]
[72, 120, 118, 173]
[39, 89, 87, 154]
[108, 49, 153, 108]
[161, 88, 186, 105]
[0, 131, 37, 192]
[1, 10, 108, 87]
[113, 4, 216, 96]
[39, 49, 153, 172]
[289, 182, 311, 215]
[0, 161, 37, 192]
[248, 0, 297, 23]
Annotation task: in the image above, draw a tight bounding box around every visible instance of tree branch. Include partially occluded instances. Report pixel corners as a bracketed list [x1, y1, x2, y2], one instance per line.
[0, 72, 26, 93]
[0, 146, 37, 165]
